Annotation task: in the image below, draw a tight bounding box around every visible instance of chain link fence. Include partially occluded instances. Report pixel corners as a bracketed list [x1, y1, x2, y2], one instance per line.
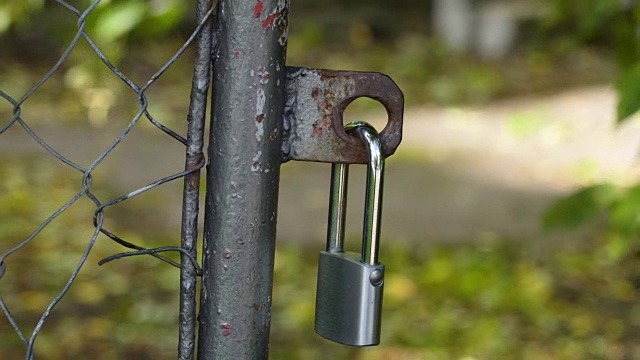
[1, 0, 215, 358]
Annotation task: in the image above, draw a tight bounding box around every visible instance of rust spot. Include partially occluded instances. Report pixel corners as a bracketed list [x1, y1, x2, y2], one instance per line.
[186, 174, 200, 188]
[285, 67, 405, 163]
[253, 0, 263, 17]
[255, 114, 265, 123]
[257, 66, 270, 84]
[185, 154, 204, 188]
[318, 70, 344, 81]
[277, 18, 288, 45]
[269, 128, 278, 141]
[187, 153, 204, 170]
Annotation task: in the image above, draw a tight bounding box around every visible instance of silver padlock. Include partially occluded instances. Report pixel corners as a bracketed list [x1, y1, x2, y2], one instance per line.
[314, 121, 385, 346]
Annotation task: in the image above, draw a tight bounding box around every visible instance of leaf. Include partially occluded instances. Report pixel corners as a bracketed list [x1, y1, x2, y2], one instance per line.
[605, 232, 632, 262]
[616, 64, 640, 123]
[613, 9, 639, 69]
[542, 183, 618, 232]
[93, 1, 146, 42]
[609, 184, 640, 235]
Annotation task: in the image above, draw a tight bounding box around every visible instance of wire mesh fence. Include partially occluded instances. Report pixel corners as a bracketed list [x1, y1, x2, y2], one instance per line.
[0, 0, 215, 358]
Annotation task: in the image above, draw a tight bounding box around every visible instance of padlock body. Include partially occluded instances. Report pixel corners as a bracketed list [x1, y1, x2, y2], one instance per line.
[314, 251, 384, 346]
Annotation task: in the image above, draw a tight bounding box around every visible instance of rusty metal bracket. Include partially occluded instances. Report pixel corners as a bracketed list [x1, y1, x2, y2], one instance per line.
[283, 67, 404, 163]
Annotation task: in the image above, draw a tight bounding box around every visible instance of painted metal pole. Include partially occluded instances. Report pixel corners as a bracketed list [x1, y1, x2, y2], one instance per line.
[197, 0, 289, 358]
[178, 0, 214, 359]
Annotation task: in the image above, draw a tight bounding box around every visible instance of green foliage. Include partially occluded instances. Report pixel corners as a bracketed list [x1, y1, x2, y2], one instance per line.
[531, 0, 640, 122]
[2, 0, 619, 108]
[0, 0, 45, 33]
[93, 1, 147, 42]
[271, 240, 640, 359]
[0, 159, 183, 359]
[541, 2, 640, 261]
[0, 0, 189, 39]
[2, 159, 640, 358]
[542, 0, 621, 41]
[613, 5, 640, 123]
[543, 182, 640, 262]
[542, 183, 618, 232]
[616, 64, 640, 122]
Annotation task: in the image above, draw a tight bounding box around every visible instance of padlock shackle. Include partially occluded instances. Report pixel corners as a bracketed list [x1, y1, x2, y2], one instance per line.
[346, 122, 384, 266]
[327, 162, 349, 253]
[326, 122, 384, 265]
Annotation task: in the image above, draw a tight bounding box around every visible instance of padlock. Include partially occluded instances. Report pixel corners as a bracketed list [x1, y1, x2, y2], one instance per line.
[314, 121, 385, 346]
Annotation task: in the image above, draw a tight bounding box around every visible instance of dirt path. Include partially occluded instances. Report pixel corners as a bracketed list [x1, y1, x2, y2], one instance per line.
[3, 86, 638, 245]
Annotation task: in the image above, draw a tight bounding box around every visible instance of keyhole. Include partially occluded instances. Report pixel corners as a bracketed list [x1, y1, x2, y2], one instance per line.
[342, 97, 389, 134]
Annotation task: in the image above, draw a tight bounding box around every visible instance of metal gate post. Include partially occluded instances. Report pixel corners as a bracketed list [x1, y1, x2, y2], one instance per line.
[197, 0, 289, 358]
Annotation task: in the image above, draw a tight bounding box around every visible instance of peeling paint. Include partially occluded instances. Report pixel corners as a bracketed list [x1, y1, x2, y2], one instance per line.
[282, 66, 404, 163]
[251, 151, 263, 172]
[277, 18, 289, 46]
[257, 66, 270, 84]
[255, 88, 265, 141]
[259, 0, 289, 47]
[255, 121, 265, 141]
[252, 151, 262, 162]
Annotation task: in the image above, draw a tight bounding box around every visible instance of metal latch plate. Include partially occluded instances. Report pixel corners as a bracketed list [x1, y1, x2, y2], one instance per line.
[283, 67, 404, 163]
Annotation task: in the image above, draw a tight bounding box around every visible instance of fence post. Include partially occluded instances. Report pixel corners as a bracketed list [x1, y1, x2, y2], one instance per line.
[197, 0, 289, 358]
[178, 0, 213, 359]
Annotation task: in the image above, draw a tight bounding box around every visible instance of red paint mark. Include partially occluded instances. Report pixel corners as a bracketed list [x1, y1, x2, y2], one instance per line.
[223, 251, 232, 259]
[253, 0, 264, 17]
[234, 51, 241, 57]
[262, 13, 277, 30]
[222, 329, 231, 336]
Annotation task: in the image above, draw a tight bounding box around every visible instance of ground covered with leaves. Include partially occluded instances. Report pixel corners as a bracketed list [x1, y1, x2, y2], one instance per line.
[1, 159, 639, 359]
